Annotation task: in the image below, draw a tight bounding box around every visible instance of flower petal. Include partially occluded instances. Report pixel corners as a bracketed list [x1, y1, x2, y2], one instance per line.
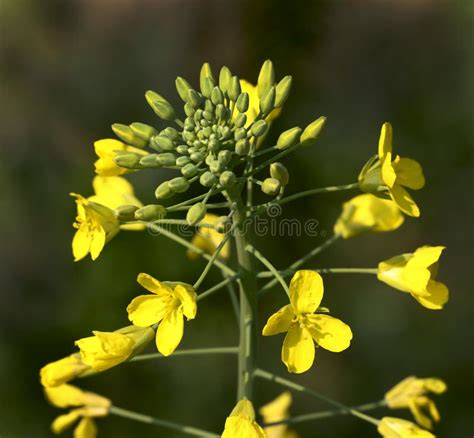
[156, 308, 184, 356]
[289, 270, 324, 315]
[74, 417, 97, 438]
[137, 273, 174, 296]
[393, 157, 425, 190]
[378, 122, 393, 161]
[412, 280, 449, 310]
[305, 314, 352, 352]
[281, 326, 315, 373]
[172, 284, 197, 320]
[89, 227, 106, 261]
[389, 184, 420, 217]
[262, 305, 294, 336]
[127, 295, 170, 327]
[381, 152, 397, 188]
[72, 227, 91, 262]
[90, 176, 142, 210]
[408, 246, 445, 270]
[51, 411, 81, 434]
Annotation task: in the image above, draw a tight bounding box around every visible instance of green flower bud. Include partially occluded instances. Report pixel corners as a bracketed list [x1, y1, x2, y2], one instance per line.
[176, 145, 189, 155]
[156, 153, 176, 166]
[155, 181, 174, 199]
[300, 116, 326, 146]
[183, 131, 196, 143]
[169, 177, 190, 193]
[209, 160, 223, 174]
[219, 66, 232, 94]
[145, 91, 176, 121]
[228, 76, 241, 101]
[205, 154, 214, 166]
[139, 154, 161, 168]
[216, 104, 227, 121]
[184, 103, 195, 117]
[270, 162, 289, 186]
[194, 109, 203, 122]
[234, 113, 247, 128]
[262, 177, 281, 196]
[275, 75, 292, 107]
[202, 110, 214, 121]
[112, 124, 147, 148]
[236, 92, 249, 113]
[175, 76, 192, 102]
[190, 152, 204, 162]
[187, 89, 203, 108]
[276, 127, 302, 150]
[176, 156, 191, 167]
[130, 122, 157, 141]
[186, 202, 207, 225]
[113, 153, 141, 169]
[259, 86, 276, 116]
[211, 87, 224, 105]
[234, 127, 247, 141]
[215, 216, 231, 234]
[201, 77, 215, 99]
[115, 205, 139, 221]
[200, 62, 215, 96]
[152, 135, 175, 151]
[163, 127, 180, 141]
[200, 171, 217, 187]
[251, 120, 268, 137]
[257, 59, 275, 98]
[219, 170, 237, 188]
[181, 163, 198, 178]
[218, 150, 232, 165]
[134, 204, 167, 221]
[235, 138, 250, 156]
[208, 138, 220, 152]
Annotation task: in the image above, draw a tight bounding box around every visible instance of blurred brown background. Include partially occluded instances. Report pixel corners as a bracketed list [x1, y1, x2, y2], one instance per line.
[1, 0, 473, 436]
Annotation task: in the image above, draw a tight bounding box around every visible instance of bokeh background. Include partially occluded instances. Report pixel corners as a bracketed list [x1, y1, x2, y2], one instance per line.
[1, 0, 473, 436]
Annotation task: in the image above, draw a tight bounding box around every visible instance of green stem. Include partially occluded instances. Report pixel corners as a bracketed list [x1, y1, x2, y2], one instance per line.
[109, 406, 219, 437]
[130, 347, 239, 362]
[166, 187, 225, 211]
[197, 274, 240, 301]
[254, 369, 380, 426]
[167, 202, 230, 212]
[315, 268, 378, 274]
[263, 400, 386, 427]
[222, 271, 240, 324]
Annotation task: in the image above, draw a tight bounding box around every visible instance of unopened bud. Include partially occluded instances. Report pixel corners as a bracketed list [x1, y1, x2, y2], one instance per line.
[219, 171, 237, 188]
[190, 152, 204, 162]
[175, 76, 192, 102]
[145, 91, 176, 121]
[184, 103, 195, 117]
[200, 171, 217, 187]
[228, 76, 241, 101]
[236, 92, 249, 113]
[169, 177, 190, 193]
[115, 205, 139, 221]
[219, 66, 232, 94]
[152, 135, 175, 151]
[275, 76, 292, 107]
[262, 177, 281, 196]
[112, 124, 147, 148]
[234, 127, 247, 141]
[251, 120, 268, 137]
[270, 162, 289, 186]
[218, 150, 232, 165]
[257, 59, 275, 98]
[176, 145, 189, 155]
[187, 89, 203, 108]
[186, 203, 207, 225]
[156, 153, 176, 166]
[260, 86, 276, 116]
[235, 138, 250, 156]
[200, 62, 215, 97]
[139, 154, 161, 168]
[234, 113, 247, 128]
[162, 127, 180, 141]
[130, 122, 157, 141]
[211, 87, 224, 105]
[113, 153, 141, 169]
[134, 204, 167, 221]
[300, 116, 326, 146]
[155, 181, 174, 199]
[276, 127, 302, 150]
[209, 160, 223, 174]
[181, 163, 198, 178]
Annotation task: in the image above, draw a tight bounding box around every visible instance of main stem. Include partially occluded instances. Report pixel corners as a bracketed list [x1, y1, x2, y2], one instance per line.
[228, 188, 258, 401]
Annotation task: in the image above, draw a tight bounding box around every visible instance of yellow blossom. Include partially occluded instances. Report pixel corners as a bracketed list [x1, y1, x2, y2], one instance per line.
[240, 80, 281, 127]
[187, 214, 230, 260]
[40, 354, 90, 388]
[127, 273, 197, 356]
[45, 384, 111, 438]
[75, 325, 154, 372]
[377, 246, 449, 310]
[94, 138, 147, 177]
[222, 399, 266, 438]
[259, 392, 298, 438]
[385, 376, 447, 430]
[334, 194, 404, 239]
[71, 176, 143, 261]
[262, 270, 352, 373]
[358, 123, 425, 217]
[378, 417, 436, 438]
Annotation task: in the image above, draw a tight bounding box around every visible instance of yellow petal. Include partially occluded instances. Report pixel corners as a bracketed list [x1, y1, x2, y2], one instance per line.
[137, 273, 174, 296]
[377, 254, 411, 293]
[305, 314, 352, 352]
[51, 411, 81, 434]
[389, 184, 420, 217]
[281, 326, 315, 373]
[381, 152, 397, 188]
[393, 157, 425, 190]
[90, 176, 142, 210]
[408, 246, 445, 270]
[289, 270, 324, 315]
[127, 295, 171, 326]
[262, 305, 294, 336]
[40, 355, 90, 388]
[156, 308, 184, 356]
[259, 391, 293, 438]
[89, 227, 106, 261]
[172, 284, 197, 320]
[74, 417, 97, 438]
[378, 122, 393, 161]
[45, 384, 87, 408]
[72, 226, 91, 262]
[378, 416, 435, 438]
[412, 280, 449, 310]
[222, 416, 266, 438]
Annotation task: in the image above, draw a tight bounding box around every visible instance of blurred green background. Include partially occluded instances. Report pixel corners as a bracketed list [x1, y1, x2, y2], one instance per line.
[1, 0, 473, 436]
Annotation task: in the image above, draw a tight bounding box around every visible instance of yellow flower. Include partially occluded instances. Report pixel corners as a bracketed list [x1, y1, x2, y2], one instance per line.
[334, 194, 404, 239]
[75, 325, 154, 372]
[240, 80, 281, 127]
[94, 138, 147, 177]
[385, 376, 447, 430]
[358, 123, 425, 217]
[187, 214, 230, 260]
[222, 399, 266, 438]
[127, 273, 197, 356]
[378, 417, 436, 438]
[40, 354, 90, 388]
[45, 384, 111, 438]
[259, 392, 298, 438]
[262, 270, 352, 373]
[377, 246, 449, 310]
[71, 176, 143, 261]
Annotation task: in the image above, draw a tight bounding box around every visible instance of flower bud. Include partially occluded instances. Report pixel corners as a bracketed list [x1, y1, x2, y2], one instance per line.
[145, 91, 176, 121]
[115, 205, 139, 221]
[201, 76, 215, 99]
[219, 66, 232, 94]
[190, 152, 204, 162]
[258, 59, 275, 98]
[186, 202, 207, 225]
[209, 160, 223, 174]
[218, 150, 232, 165]
[184, 103, 195, 117]
[236, 92, 249, 113]
[175, 76, 192, 102]
[211, 87, 224, 105]
[113, 153, 141, 169]
[156, 153, 176, 166]
[176, 145, 189, 155]
[260, 86, 276, 116]
[176, 156, 191, 167]
[262, 177, 281, 196]
[235, 138, 250, 156]
[251, 120, 268, 137]
[187, 89, 203, 108]
[200, 62, 215, 96]
[130, 122, 157, 141]
[300, 116, 326, 146]
[234, 127, 247, 141]
[134, 204, 167, 221]
[163, 127, 180, 141]
[219, 171, 237, 188]
[112, 124, 147, 148]
[152, 135, 175, 151]
[275, 75, 293, 107]
[169, 177, 190, 193]
[155, 181, 174, 199]
[114, 325, 155, 358]
[276, 127, 302, 150]
[200, 171, 217, 187]
[228, 76, 241, 101]
[181, 163, 198, 178]
[270, 162, 289, 186]
[233, 113, 247, 128]
[139, 154, 161, 168]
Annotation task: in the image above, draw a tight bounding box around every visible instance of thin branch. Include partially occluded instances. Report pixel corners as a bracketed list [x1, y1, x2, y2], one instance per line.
[130, 347, 239, 362]
[197, 274, 240, 301]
